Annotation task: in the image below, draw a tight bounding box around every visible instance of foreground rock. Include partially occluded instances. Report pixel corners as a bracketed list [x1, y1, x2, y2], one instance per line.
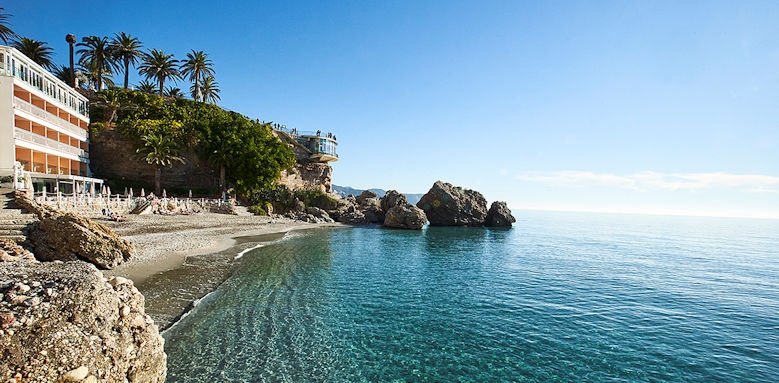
[383, 204, 427, 230]
[16, 194, 134, 269]
[416, 181, 488, 226]
[485, 201, 516, 227]
[0, 261, 166, 382]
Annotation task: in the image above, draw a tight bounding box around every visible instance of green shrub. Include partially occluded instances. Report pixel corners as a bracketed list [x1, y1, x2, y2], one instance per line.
[247, 203, 270, 216]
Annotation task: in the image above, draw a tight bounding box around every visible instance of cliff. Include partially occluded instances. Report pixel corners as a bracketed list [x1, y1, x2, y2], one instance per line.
[90, 129, 218, 192]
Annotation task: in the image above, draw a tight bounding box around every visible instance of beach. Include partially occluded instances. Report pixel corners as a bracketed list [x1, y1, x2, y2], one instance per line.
[99, 212, 344, 284]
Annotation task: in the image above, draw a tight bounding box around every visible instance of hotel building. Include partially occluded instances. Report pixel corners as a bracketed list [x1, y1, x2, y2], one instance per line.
[0, 45, 102, 193]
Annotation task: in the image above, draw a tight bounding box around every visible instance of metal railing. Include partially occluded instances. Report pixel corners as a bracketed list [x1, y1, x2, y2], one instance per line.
[14, 128, 89, 160]
[13, 98, 87, 140]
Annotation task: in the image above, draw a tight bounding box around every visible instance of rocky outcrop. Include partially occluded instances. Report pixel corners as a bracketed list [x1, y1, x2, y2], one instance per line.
[15, 194, 134, 269]
[279, 163, 333, 193]
[0, 261, 166, 382]
[485, 201, 516, 227]
[416, 181, 488, 227]
[380, 190, 407, 213]
[331, 191, 383, 225]
[383, 204, 427, 230]
[0, 239, 34, 262]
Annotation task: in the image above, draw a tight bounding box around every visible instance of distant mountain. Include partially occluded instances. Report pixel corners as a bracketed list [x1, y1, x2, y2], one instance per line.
[332, 185, 424, 206]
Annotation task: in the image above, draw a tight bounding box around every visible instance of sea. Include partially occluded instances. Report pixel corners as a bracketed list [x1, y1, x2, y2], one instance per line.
[161, 211, 779, 382]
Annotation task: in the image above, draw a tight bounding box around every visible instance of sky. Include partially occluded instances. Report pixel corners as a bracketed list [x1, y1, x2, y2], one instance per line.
[8, 1, 779, 218]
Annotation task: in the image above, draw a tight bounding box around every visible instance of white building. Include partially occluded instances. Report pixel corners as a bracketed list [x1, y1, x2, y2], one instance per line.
[0, 45, 102, 193]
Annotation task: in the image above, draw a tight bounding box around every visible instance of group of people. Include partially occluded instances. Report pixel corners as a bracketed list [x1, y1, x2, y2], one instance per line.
[101, 208, 126, 222]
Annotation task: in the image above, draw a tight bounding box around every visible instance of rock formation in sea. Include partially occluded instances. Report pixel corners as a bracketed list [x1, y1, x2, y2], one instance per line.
[416, 181, 488, 226]
[485, 201, 516, 227]
[15, 194, 134, 269]
[379, 190, 427, 230]
[383, 204, 427, 230]
[0, 260, 166, 382]
[332, 191, 383, 225]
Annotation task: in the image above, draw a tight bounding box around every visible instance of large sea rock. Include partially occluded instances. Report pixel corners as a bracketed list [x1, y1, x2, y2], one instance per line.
[485, 201, 516, 227]
[0, 261, 166, 382]
[379, 190, 407, 213]
[15, 194, 134, 269]
[332, 191, 383, 225]
[416, 181, 488, 226]
[383, 204, 427, 230]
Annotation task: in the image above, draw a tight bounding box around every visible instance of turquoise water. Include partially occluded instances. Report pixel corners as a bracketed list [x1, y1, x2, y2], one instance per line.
[163, 212, 779, 382]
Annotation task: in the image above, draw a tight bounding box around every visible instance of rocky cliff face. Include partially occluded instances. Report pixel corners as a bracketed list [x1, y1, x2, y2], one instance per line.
[0, 261, 166, 382]
[416, 181, 488, 226]
[279, 162, 333, 193]
[90, 129, 218, 191]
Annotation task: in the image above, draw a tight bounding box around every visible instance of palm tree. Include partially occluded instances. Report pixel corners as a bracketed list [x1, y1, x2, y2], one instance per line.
[199, 75, 220, 104]
[77, 35, 116, 90]
[80, 61, 114, 90]
[11, 37, 56, 70]
[109, 32, 143, 89]
[135, 80, 157, 94]
[0, 8, 17, 44]
[138, 49, 180, 96]
[92, 88, 134, 125]
[137, 131, 185, 194]
[165, 86, 184, 99]
[180, 50, 214, 102]
[52, 65, 75, 85]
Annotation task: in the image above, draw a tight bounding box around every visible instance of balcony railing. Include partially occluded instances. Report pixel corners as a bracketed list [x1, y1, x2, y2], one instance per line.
[14, 128, 89, 160]
[13, 98, 87, 140]
[0, 45, 89, 118]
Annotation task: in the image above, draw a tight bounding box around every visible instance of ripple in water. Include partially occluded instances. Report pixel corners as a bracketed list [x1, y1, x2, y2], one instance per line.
[163, 212, 779, 382]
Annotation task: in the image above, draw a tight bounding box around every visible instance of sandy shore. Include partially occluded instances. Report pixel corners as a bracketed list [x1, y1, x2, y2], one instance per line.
[99, 212, 344, 284]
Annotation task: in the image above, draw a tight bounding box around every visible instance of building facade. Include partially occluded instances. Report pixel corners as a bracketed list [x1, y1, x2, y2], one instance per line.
[0, 45, 102, 193]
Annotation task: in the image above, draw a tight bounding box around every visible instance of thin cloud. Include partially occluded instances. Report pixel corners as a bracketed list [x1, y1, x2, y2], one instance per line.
[515, 171, 779, 193]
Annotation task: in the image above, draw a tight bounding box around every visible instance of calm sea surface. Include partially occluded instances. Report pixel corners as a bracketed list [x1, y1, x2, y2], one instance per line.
[163, 211, 779, 382]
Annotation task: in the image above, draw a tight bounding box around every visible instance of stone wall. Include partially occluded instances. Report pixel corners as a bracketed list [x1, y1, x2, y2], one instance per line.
[89, 129, 218, 191]
[90, 128, 333, 194]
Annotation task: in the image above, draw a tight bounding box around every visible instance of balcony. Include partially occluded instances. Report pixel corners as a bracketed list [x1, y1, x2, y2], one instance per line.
[0, 45, 89, 119]
[13, 98, 87, 140]
[14, 128, 89, 160]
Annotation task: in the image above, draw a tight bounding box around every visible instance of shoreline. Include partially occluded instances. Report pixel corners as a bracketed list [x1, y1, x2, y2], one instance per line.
[97, 212, 345, 329]
[101, 213, 345, 284]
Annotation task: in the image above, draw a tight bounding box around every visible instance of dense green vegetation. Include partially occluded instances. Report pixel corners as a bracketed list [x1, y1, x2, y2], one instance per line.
[90, 88, 295, 197]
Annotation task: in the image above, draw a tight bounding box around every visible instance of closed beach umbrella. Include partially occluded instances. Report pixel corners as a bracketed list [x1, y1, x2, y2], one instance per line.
[124, 187, 128, 196]
[188, 189, 192, 198]
[107, 186, 112, 197]
[162, 189, 167, 198]
[129, 188, 134, 197]
[140, 188, 145, 197]
[101, 185, 106, 195]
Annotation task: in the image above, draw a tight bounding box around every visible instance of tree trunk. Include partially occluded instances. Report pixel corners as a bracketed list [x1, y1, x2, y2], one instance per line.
[219, 164, 225, 193]
[155, 167, 161, 195]
[124, 59, 130, 89]
[159, 78, 165, 96]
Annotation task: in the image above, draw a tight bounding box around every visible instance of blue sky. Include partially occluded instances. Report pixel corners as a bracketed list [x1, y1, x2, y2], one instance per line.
[10, 1, 779, 218]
